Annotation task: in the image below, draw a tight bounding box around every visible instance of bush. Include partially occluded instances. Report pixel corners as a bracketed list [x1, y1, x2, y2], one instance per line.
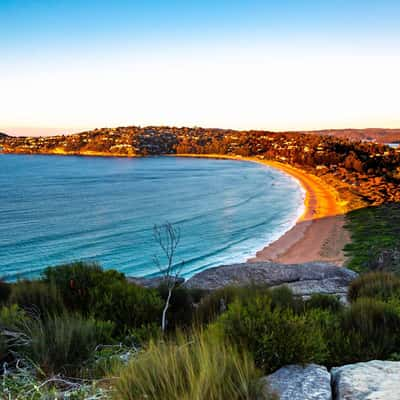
[348, 272, 400, 302]
[195, 286, 248, 325]
[9, 280, 65, 317]
[330, 298, 400, 364]
[43, 262, 163, 334]
[42, 261, 125, 314]
[0, 280, 11, 304]
[215, 294, 328, 373]
[195, 285, 283, 326]
[112, 331, 274, 400]
[306, 293, 343, 313]
[269, 285, 302, 311]
[90, 280, 163, 334]
[19, 313, 115, 376]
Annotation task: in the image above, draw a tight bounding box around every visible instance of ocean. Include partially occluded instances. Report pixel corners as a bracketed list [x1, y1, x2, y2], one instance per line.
[0, 155, 304, 280]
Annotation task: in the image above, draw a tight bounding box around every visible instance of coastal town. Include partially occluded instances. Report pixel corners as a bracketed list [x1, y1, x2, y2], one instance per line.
[1, 126, 400, 207]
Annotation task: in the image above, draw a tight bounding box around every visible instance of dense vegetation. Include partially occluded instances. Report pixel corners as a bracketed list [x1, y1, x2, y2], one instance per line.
[2, 262, 400, 398]
[344, 203, 400, 273]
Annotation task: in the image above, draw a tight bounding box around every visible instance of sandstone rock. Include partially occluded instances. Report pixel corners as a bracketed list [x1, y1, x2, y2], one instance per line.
[184, 262, 357, 298]
[127, 276, 184, 289]
[331, 360, 400, 400]
[261, 364, 332, 400]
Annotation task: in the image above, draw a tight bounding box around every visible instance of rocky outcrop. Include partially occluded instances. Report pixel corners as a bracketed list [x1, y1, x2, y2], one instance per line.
[184, 262, 357, 299]
[262, 364, 332, 400]
[260, 361, 400, 400]
[127, 276, 184, 289]
[331, 360, 400, 400]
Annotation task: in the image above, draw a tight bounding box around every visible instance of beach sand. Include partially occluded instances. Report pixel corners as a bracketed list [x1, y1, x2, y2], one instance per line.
[246, 160, 349, 265]
[176, 154, 350, 266]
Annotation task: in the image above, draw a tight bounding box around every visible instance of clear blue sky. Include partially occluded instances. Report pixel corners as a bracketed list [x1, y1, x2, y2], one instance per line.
[1, 0, 400, 135]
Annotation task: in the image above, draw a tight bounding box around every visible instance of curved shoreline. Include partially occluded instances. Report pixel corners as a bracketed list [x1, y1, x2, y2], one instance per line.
[2, 151, 350, 266]
[175, 154, 349, 266]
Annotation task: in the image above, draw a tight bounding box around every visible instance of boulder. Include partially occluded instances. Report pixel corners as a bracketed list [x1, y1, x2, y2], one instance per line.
[184, 262, 357, 298]
[331, 360, 400, 400]
[261, 364, 332, 400]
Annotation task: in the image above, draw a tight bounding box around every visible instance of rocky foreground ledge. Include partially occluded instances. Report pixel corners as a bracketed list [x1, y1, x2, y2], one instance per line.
[263, 361, 400, 400]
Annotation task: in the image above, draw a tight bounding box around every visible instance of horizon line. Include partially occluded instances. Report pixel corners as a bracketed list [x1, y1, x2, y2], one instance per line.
[2, 124, 400, 138]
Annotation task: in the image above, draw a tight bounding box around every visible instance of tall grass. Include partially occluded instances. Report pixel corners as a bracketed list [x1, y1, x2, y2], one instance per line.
[19, 313, 114, 376]
[112, 331, 273, 400]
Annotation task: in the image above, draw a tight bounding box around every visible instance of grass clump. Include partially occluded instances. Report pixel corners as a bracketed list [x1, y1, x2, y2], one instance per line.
[348, 271, 400, 302]
[16, 313, 115, 376]
[112, 331, 273, 400]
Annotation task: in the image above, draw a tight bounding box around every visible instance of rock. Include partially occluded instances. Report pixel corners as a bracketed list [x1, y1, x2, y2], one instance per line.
[127, 276, 185, 289]
[184, 262, 357, 299]
[331, 360, 400, 400]
[261, 364, 332, 400]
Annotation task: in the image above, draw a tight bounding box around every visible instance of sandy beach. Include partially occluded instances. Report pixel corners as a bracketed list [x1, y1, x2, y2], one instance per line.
[176, 154, 350, 266]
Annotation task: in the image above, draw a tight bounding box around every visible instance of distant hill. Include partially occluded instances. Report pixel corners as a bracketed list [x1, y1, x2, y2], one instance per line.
[0, 132, 9, 138]
[298, 128, 400, 144]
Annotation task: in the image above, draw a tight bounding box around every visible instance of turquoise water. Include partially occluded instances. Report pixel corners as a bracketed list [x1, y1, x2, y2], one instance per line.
[0, 155, 304, 280]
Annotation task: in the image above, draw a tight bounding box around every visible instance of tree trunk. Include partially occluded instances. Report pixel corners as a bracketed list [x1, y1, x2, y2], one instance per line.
[161, 288, 172, 332]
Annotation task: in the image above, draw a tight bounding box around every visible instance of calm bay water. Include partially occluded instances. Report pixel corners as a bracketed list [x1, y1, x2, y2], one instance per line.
[0, 155, 304, 280]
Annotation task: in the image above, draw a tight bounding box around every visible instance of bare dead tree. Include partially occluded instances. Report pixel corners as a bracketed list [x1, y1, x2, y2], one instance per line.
[153, 222, 184, 332]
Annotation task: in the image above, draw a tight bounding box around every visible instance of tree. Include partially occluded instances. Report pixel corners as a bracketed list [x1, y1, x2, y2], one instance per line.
[153, 222, 184, 332]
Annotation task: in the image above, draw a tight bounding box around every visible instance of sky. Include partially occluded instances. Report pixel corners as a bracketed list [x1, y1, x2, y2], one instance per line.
[1, 0, 400, 136]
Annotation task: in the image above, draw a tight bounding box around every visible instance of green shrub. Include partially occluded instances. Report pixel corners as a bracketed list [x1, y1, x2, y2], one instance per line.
[306, 293, 343, 313]
[215, 294, 328, 373]
[112, 331, 274, 400]
[128, 323, 162, 346]
[90, 280, 163, 334]
[269, 285, 302, 311]
[195, 286, 246, 325]
[156, 285, 206, 329]
[195, 285, 277, 325]
[9, 280, 65, 317]
[19, 313, 115, 376]
[43, 262, 163, 334]
[348, 272, 400, 302]
[0, 280, 11, 304]
[42, 261, 125, 313]
[331, 298, 400, 364]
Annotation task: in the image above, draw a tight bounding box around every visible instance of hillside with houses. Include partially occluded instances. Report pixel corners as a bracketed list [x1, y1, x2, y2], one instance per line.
[1, 126, 400, 206]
